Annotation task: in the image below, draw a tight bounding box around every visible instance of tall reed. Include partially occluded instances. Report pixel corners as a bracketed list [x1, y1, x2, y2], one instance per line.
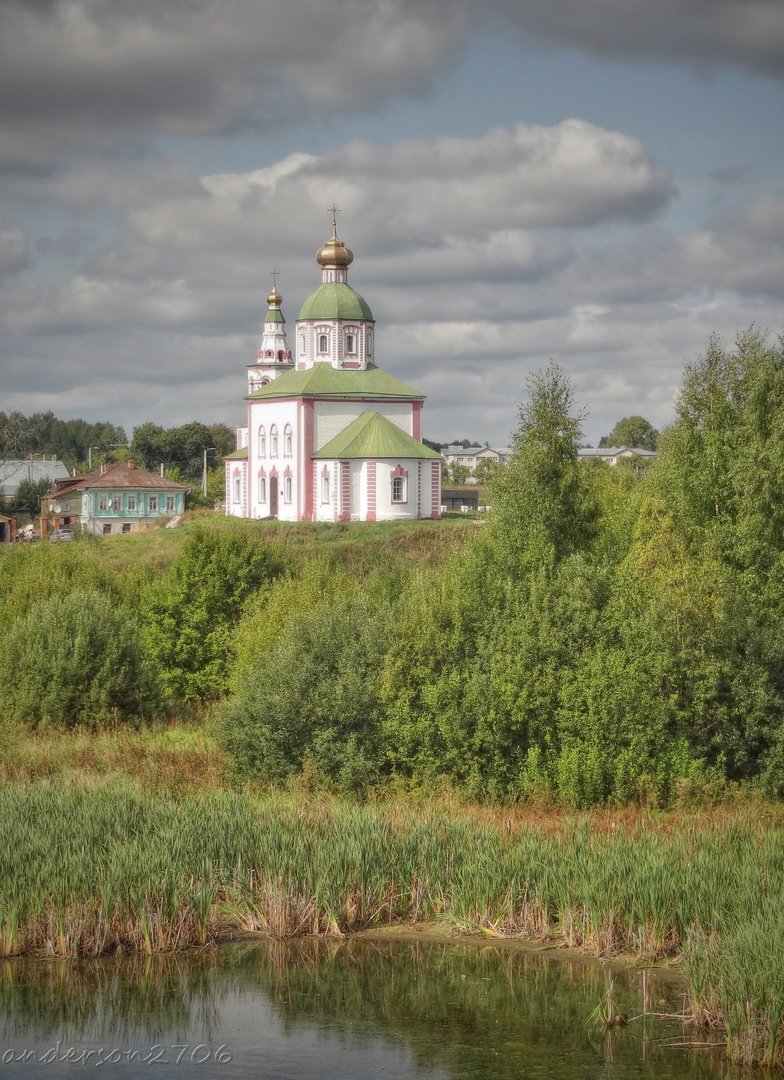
[0, 784, 780, 1067]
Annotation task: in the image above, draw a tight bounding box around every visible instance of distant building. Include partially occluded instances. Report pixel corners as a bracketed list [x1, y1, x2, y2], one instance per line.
[226, 215, 441, 522]
[0, 456, 70, 501]
[41, 460, 187, 536]
[441, 444, 513, 478]
[578, 447, 658, 466]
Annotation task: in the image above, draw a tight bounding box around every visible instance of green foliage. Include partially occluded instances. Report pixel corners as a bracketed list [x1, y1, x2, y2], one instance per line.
[0, 590, 157, 729]
[131, 421, 234, 486]
[489, 362, 597, 575]
[0, 409, 126, 469]
[141, 523, 284, 704]
[10, 476, 50, 513]
[598, 414, 659, 451]
[217, 574, 390, 791]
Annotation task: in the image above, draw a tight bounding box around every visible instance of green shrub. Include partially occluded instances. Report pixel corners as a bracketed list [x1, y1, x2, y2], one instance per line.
[141, 523, 284, 703]
[0, 589, 157, 729]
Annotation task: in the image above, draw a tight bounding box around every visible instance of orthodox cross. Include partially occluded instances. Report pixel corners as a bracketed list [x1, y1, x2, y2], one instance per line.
[270, 267, 280, 291]
[327, 203, 341, 229]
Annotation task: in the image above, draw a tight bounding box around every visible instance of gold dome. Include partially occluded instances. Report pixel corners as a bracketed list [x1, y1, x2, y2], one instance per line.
[267, 286, 283, 306]
[315, 222, 353, 269]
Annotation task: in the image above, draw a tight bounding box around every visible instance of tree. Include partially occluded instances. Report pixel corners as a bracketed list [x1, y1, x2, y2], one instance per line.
[0, 590, 157, 729]
[11, 477, 50, 514]
[141, 524, 284, 703]
[448, 463, 471, 485]
[490, 362, 597, 573]
[473, 459, 499, 486]
[599, 415, 659, 451]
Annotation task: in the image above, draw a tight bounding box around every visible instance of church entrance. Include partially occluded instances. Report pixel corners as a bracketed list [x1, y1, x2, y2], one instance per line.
[269, 482, 278, 518]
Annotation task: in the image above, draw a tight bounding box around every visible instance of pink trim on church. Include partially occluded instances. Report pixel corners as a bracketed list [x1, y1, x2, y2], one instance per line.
[340, 461, 351, 521]
[412, 401, 422, 440]
[367, 461, 376, 521]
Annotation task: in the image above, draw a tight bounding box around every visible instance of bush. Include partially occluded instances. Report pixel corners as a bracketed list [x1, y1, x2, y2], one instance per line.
[216, 587, 391, 791]
[0, 589, 157, 729]
[141, 523, 284, 703]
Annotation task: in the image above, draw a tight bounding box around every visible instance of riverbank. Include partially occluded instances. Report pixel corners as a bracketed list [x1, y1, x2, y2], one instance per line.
[0, 781, 781, 1067]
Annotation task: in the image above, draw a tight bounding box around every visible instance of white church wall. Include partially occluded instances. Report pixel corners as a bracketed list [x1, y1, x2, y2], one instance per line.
[313, 401, 411, 450]
[374, 459, 421, 520]
[248, 399, 300, 519]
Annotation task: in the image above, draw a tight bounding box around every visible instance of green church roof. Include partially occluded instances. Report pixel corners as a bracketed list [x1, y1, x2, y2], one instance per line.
[265, 308, 285, 324]
[224, 447, 248, 460]
[247, 362, 424, 401]
[298, 282, 374, 322]
[313, 411, 441, 461]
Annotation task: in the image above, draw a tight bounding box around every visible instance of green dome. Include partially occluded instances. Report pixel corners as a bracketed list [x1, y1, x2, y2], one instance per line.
[298, 282, 374, 322]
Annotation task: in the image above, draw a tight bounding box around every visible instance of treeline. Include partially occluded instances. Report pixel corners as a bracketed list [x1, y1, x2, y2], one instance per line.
[0, 411, 234, 488]
[1, 329, 783, 807]
[0, 411, 127, 468]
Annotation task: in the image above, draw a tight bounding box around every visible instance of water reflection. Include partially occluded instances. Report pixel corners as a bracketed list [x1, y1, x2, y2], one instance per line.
[0, 937, 740, 1079]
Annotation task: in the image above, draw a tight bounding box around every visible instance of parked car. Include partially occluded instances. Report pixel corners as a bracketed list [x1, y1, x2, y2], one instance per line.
[49, 527, 74, 542]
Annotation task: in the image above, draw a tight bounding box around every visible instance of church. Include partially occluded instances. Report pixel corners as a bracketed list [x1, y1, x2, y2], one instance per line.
[225, 214, 441, 522]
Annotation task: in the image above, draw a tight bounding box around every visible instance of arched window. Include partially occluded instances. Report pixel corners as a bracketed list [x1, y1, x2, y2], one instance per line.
[270, 425, 278, 457]
[284, 475, 292, 503]
[318, 333, 328, 354]
[233, 474, 241, 503]
[258, 473, 266, 503]
[284, 424, 292, 457]
[321, 469, 330, 504]
[391, 466, 408, 504]
[345, 332, 355, 355]
[258, 425, 266, 457]
[300, 333, 306, 355]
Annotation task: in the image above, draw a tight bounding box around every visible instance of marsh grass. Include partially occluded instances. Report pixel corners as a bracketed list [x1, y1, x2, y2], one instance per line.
[0, 784, 781, 1065]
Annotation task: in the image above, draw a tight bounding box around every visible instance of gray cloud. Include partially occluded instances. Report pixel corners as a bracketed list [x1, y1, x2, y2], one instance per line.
[1, 0, 781, 176]
[492, 0, 784, 80]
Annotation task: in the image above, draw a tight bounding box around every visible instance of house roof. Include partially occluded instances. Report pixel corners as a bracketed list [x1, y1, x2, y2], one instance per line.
[46, 460, 187, 495]
[247, 361, 424, 402]
[578, 446, 658, 459]
[0, 458, 70, 495]
[313, 411, 441, 461]
[224, 447, 248, 460]
[298, 282, 374, 322]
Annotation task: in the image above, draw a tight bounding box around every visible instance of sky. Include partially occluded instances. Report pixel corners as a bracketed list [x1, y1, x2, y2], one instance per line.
[1, 1, 783, 448]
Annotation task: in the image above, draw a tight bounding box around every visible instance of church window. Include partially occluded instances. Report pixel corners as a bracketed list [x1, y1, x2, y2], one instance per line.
[284, 475, 292, 503]
[346, 333, 355, 355]
[300, 333, 306, 354]
[321, 470, 330, 503]
[258, 426, 266, 457]
[270, 425, 279, 456]
[367, 330, 373, 358]
[318, 333, 328, 354]
[284, 424, 292, 457]
[233, 475, 241, 502]
[258, 473, 266, 502]
[391, 466, 408, 504]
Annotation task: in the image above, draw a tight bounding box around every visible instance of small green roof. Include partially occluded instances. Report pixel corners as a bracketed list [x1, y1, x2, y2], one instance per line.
[313, 412, 441, 461]
[247, 362, 424, 401]
[224, 447, 248, 460]
[265, 308, 285, 324]
[298, 282, 373, 322]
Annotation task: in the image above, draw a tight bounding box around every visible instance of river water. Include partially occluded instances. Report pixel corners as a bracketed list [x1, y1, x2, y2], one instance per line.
[0, 936, 741, 1079]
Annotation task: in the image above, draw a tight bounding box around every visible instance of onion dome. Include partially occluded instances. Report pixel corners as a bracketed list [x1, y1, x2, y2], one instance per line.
[316, 221, 353, 269]
[267, 286, 283, 307]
